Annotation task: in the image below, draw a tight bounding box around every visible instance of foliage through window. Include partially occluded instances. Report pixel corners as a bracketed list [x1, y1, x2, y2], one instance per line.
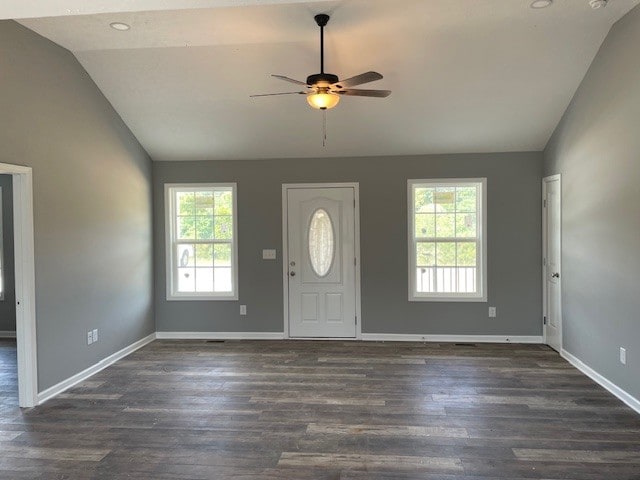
[166, 184, 238, 300]
[408, 179, 486, 301]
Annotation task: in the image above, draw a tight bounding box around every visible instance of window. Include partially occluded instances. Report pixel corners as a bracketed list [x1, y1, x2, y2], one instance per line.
[408, 178, 486, 301]
[165, 184, 238, 300]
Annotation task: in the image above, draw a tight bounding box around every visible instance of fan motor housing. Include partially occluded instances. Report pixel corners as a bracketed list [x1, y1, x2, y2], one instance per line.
[307, 73, 339, 86]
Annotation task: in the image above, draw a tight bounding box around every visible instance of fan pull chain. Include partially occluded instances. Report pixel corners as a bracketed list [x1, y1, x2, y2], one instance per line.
[322, 109, 327, 147]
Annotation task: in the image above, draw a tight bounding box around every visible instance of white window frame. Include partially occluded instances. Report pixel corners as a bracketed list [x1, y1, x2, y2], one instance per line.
[165, 183, 238, 301]
[408, 178, 487, 302]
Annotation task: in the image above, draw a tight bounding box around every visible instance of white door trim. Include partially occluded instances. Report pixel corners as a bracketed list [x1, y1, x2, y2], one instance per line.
[0, 162, 38, 408]
[542, 174, 562, 349]
[282, 183, 362, 340]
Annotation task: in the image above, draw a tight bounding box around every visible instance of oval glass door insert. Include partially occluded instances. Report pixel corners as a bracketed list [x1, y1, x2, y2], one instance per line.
[308, 208, 335, 277]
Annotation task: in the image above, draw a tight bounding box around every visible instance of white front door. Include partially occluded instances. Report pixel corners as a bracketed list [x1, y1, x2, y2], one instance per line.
[286, 186, 357, 338]
[544, 175, 562, 352]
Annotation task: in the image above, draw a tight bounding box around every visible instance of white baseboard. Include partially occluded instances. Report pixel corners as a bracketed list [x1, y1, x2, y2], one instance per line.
[0, 331, 16, 338]
[561, 349, 640, 414]
[156, 331, 285, 340]
[361, 333, 543, 344]
[37, 333, 156, 405]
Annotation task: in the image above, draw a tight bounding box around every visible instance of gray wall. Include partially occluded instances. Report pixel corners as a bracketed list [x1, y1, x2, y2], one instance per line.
[544, 5, 640, 399]
[154, 153, 542, 336]
[0, 175, 15, 332]
[0, 21, 154, 391]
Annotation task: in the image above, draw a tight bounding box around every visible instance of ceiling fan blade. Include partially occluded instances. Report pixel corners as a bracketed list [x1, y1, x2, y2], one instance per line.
[334, 71, 383, 88]
[272, 75, 309, 86]
[338, 88, 391, 98]
[250, 91, 307, 97]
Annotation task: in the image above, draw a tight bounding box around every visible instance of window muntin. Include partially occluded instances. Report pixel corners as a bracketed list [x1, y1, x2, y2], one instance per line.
[166, 184, 238, 300]
[408, 179, 486, 301]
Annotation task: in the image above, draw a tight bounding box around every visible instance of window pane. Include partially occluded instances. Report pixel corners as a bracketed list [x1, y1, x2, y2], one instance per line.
[214, 215, 233, 240]
[435, 214, 455, 238]
[435, 187, 455, 212]
[416, 242, 435, 267]
[196, 216, 214, 240]
[456, 186, 477, 212]
[457, 243, 477, 267]
[436, 242, 456, 266]
[214, 244, 232, 267]
[416, 267, 434, 293]
[214, 267, 232, 292]
[177, 267, 195, 292]
[456, 213, 477, 238]
[195, 191, 214, 216]
[215, 190, 233, 215]
[414, 187, 435, 213]
[195, 267, 214, 292]
[177, 244, 194, 267]
[177, 217, 195, 240]
[177, 192, 195, 216]
[415, 214, 435, 238]
[195, 244, 213, 267]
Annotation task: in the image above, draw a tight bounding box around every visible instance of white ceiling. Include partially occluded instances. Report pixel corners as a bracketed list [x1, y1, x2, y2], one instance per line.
[9, 0, 640, 161]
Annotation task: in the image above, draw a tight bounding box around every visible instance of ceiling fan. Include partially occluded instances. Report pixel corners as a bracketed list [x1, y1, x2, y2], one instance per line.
[251, 13, 391, 110]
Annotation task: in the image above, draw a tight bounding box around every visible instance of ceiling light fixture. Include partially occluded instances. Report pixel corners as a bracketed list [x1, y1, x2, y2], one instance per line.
[589, 0, 608, 8]
[109, 22, 130, 31]
[306, 87, 340, 110]
[530, 0, 553, 8]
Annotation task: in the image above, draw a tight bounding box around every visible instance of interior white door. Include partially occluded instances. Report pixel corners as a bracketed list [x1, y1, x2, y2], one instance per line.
[544, 176, 562, 352]
[287, 187, 356, 338]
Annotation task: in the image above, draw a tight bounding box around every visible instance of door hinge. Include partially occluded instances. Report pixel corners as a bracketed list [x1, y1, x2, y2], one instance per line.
[543, 199, 547, 208]
[353, 198, 356, 208]
[355, 316, 358, 325]
[354, 257, 357, 266]
[543, 316, 547, 325]
[543, 258, 546, 267]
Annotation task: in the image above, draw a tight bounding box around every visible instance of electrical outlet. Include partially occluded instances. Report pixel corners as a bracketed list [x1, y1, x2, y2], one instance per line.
[620, 347, 627, 365]
[488, 307, 497, 318]
[93, 329, 98, 343]
[240, 305, 247, 315]
[87, 331, 93, 345]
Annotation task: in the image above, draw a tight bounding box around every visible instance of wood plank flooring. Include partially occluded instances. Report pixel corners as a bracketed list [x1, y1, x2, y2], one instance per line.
[1, 339, 640, 479]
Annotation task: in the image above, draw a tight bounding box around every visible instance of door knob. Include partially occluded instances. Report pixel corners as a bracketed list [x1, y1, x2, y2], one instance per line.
[552, 272, 560, 278]
[290, 271, 296, 277]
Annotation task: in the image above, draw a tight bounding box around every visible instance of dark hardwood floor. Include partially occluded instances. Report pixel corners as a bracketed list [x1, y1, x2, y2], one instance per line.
[1, 339, 639, 479]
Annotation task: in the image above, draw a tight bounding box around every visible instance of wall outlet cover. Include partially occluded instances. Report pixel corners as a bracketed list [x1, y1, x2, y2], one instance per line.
[620, 347, 626, 365]
[262, 249, 277, 260]
[92, 329, 98, 342]
[488, 307, 497, 318]
[87, 331, 93, 345]
[240, 305, 247, 315]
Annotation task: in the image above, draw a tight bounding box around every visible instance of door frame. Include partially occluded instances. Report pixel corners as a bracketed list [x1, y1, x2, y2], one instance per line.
[542, 174, 562, 349]
[0, 162, 38, 407]
[281, 183, 362, 340]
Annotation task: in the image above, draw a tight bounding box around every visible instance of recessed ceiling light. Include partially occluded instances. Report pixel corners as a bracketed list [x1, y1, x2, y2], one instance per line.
[530, 0, 553, 8]
[109, 22, 130, 31]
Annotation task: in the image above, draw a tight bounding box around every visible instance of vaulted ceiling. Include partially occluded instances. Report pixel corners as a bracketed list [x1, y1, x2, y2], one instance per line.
[4, 0, 639, 160]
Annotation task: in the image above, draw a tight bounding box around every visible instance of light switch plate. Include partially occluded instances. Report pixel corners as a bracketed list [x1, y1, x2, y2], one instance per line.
[93, 329, 98, 343]
[620, 347, 627, 365]
[87, 331, 93, 345]
[240, 305, 247, 315]
[262, 249, 277, 260]
[488, 307, 497, 318]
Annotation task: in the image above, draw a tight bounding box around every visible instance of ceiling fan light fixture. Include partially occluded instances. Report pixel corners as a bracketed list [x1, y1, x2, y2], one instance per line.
[307, 91, 340, 110]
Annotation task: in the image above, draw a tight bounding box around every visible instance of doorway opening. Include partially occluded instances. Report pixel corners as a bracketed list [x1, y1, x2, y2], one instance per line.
[0, 163, 38, 407]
